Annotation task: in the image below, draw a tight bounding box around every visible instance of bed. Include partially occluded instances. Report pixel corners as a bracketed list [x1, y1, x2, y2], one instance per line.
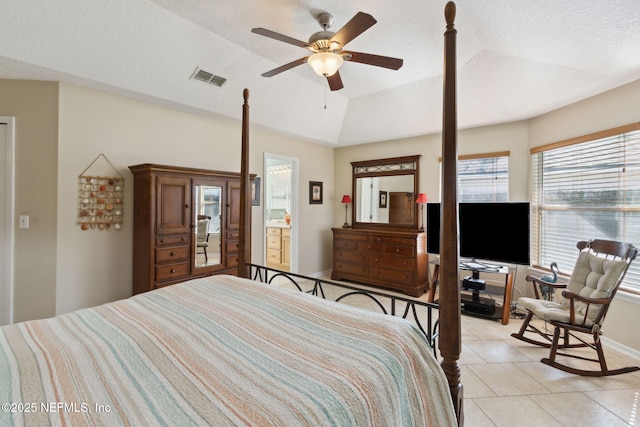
[0, 275, 455, 426]
[1, 2, 463, 426]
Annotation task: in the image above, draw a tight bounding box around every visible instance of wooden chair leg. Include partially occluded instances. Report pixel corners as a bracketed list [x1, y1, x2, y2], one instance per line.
[510, 311, 554, 348]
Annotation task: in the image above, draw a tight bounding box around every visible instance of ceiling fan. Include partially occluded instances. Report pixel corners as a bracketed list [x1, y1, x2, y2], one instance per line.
[251, 11, 403, 91]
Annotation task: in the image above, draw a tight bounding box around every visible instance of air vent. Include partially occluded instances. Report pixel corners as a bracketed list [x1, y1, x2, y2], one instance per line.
[191, 67, 227, 87]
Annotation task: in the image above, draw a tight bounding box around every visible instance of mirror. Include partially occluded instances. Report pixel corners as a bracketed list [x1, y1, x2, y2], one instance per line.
[351, 155, 420, 229]
[193, 181, 223, 269]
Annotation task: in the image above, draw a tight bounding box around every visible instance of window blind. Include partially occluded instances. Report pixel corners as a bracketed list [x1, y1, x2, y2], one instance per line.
[458, 155, 509, 202]
[531, 127, 640, 293]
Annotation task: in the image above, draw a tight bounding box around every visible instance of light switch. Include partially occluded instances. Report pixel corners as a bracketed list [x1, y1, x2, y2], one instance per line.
[19, 215, 29, 229]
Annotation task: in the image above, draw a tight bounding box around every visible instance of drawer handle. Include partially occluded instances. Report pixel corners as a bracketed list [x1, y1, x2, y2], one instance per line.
[374, 257, 379, 262]
[159, 239, 164, 243]
[170, 268, 176, 274]
[170, 251, 177, 256]
[395, 248, 400, 253]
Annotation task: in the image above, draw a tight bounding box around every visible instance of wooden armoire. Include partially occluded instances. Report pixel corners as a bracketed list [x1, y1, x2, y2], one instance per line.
[129, 163, 252, 295]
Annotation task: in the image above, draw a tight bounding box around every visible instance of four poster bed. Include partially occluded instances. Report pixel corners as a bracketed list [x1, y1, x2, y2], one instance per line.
[0, 2, 463, 426]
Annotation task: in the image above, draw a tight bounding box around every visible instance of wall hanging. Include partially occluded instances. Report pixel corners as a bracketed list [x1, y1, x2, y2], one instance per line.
[77, 153, 124, 230]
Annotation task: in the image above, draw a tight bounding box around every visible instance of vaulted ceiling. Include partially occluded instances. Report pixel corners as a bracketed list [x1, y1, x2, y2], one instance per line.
[2, 0, 640, 146]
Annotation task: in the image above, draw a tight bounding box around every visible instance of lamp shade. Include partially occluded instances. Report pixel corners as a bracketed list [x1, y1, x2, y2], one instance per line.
[416, 193, 428, 204]
[341, 194, 352, 204]
[308, 52, 344, 77]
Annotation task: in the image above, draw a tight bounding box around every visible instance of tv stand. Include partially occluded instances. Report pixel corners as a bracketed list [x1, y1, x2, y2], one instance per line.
[428, 258, 515, 324]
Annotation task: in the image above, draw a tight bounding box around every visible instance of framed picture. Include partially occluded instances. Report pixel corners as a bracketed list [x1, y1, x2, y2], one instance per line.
[379, 191, 388, 208]
[309, 181, 323, 204]
[251, 177, 260, 206]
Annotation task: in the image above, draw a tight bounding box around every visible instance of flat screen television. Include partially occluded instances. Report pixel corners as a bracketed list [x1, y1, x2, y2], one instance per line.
[426, 202, 530, 267]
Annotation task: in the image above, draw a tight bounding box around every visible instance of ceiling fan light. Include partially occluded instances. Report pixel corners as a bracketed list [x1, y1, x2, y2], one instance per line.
[308, 52, 344, 77]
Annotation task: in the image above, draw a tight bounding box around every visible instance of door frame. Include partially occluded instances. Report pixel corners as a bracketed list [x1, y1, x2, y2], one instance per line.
[1, 117, 16, 325]
[263, 153, 299, 273]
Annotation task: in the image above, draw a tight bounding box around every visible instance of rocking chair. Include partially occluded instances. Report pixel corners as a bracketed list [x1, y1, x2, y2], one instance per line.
[512, 239, 639, 376]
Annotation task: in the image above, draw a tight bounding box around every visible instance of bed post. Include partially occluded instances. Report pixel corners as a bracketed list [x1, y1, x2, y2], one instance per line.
[440, 2, 463, 425]
[238, 88, 251, 278]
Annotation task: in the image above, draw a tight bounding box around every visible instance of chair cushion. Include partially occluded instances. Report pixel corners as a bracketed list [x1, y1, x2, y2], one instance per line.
[518, 297, 585, 325]
[520, 251, 627, 326]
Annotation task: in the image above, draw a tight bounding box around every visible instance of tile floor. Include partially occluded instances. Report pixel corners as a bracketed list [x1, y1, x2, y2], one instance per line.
[272, 276, 640, 427]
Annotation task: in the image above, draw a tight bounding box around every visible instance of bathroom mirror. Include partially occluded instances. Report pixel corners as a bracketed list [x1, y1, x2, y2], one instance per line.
[351, 155, 420, 229]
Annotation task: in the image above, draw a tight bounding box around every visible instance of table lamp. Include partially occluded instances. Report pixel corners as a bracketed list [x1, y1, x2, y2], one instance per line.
[341, 195, 352, 228]
[415, 193, 428, 230]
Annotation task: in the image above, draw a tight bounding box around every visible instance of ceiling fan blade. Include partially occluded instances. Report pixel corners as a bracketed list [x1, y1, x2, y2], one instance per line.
[261, 57, 308, 77]
[251, 28, 309, 48]
[327, 71, 344, 91]
[330, 12, 377, 48]
[344, 51, 404, 70]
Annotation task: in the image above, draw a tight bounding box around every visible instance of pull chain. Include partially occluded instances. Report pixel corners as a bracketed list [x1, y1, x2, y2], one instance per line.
[324, 84, 327, 109]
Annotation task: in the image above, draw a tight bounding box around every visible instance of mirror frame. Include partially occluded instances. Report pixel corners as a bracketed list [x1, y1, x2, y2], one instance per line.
[351, 155, 421, 230]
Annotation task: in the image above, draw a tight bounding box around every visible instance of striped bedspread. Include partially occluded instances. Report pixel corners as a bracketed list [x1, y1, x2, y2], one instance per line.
[1, 275, 455, 426]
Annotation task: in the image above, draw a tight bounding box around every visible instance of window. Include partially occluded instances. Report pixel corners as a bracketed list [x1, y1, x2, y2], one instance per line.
[457, 152, 509, 202]
[198, 186, 221, 233]
[531, 123, 640, 293]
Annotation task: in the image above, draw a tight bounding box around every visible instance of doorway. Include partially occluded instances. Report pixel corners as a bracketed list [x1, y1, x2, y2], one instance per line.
[264, 154, 298, 273]
[1, 117, 16, 325]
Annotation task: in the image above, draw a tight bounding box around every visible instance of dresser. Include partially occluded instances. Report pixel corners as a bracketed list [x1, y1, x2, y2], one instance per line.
[266, 226, 291, 270]
[129, 164, 251, 295]
[331, 228, 429, 297]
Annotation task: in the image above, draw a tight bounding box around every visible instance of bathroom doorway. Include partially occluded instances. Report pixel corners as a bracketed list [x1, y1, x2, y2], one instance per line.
[264, 154, 298, 273]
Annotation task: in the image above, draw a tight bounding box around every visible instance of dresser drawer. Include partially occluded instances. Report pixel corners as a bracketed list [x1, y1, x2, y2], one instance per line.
[370, 235, 416, 246]
[370, 267, 414, 283]
[333, 231, 368, 242]
[383, 244, 414, 257]
[334, 250, 369, 264]
[155, 245, 189, 263]
[155, 234, 189, 246]
[334, 261, 369, 276]
[155, 262, 190, 282]
[370, 254, 414, 270]
[226, 239, 240, 254]
[335, 239, 359, 251]
[226, 253, 238, 268]
[358, 242, 384, 253]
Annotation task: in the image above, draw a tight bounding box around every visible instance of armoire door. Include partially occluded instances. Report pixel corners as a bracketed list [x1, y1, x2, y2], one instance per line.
[156, 175, 191, 235]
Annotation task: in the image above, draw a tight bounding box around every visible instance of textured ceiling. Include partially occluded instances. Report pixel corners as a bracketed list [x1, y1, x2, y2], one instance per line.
[2, 0, 640, 146]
